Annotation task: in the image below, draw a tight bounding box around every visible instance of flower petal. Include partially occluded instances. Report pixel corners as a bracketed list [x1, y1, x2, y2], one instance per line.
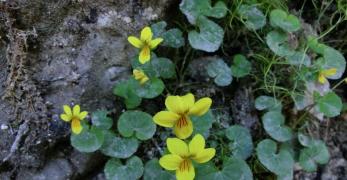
[318, 73, 327, 84]
[78, 111, 88, 120]
[139, 46, 151, 64]
[149, 38, 163, 49]
[153, 111, 180, 127]
[176, 160, 195, 180]
[63, 105, 72, 116]
[182, 93, 195, 110]
[188, 97, 212, 116]
[165, 95, 189, 114]
[167, 137, 189, 157]
[128, 36, 143, 48]
[73, 105, 80, 116]
[140, 26, 152, 42]
[71, 119, 83, 134]
[60, 114, 71, 122]
[322, 68, 337, 77]
[174, 118, 193, 139]
[192, 148, 216, 163]
[159, 154, 183, 170]
[189, 134, 205, 156]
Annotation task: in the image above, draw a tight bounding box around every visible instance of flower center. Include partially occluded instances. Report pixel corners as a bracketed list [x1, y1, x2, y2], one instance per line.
[179, 159, 191, 172]
[176, 115, 188, 128]
[72, 116, 80, 122]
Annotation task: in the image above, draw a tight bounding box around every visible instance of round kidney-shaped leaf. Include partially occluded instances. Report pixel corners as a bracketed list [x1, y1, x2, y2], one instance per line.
[256, 139, 294, 177]
[285, 51, 311, 66]
[225, 125, 253, 160]
[71, 126, 104, 153]
[143, 159, 175, 180]
[151, 21, 184, 48]
[118, 111, 156, 140]
[231, 54, 252, 78]
[266, 30, 295, 57]
[299, 140, 330, 172]
[237, 5, 266, 30]
[206, 58, 232, 86]
[191, 110, 214, 138]
[270, 9, 301, 32]
[100, 131, 139, 158]
[262, 111, 292, 142]
[91, 110, 113, 129]
[255, 96, 282, 111]
[151, 57, 176, 79]
[314, 91, 343, 118]
[321, 47, 346, 79]
[104, 156, 144, 180]
[113, 79, 142, 109]
[133, 77, 165, 99]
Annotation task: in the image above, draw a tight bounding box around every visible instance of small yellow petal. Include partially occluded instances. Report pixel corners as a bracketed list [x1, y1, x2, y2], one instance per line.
[344, 77, 347, 83]
[176, 160, 195, 180]
[139, 46, 151, 64]
[318, 73, 327, 84]
[174, 118, 193, 139]
[133, 69, 144, 80]
[182, 93, 195, 110]
[165, 95, 189, 114]
[322, 68, 337, 77]
[71, 119, 83, 134]
[60, 114, 71, 122]
[188, 97, 212, 116]
[128, 36, 143, 48]
[140, 26, 153, 42]
[149, 38, 163, 49]
[139, 76, 149, 85]
[73, 105, 81, 116]
[189, 134, 205, 156]
[159, 154, 183, 170]
[78, 111, 88, 120]
[192, 148, 216, 163]
[167, 138, 189, 157]
[63, 105, 72, 116]
[153, 111, 180, 127]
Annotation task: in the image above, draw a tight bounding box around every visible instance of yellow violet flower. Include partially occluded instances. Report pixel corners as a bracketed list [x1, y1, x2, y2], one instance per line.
[153, 93, 212, 139]
[159, 134, 216, 180]
[318, 68, 337, 84]
[133, 69, 149, 85]
[128, 26, 163, 64]
[60, 105, 88, 134]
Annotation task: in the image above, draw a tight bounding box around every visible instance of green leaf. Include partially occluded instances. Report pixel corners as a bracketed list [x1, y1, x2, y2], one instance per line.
[321, 47, 346, 79]
[256, 139, 294, 177]
[270, 9, 301, 32]
[104, 156, 143, 180]
[191, 110, 214, 138]
[188, 16, 225, 52]
[179, 0, 227, 25]
[314, 91, 343, 117]
[151, 57, 176, 79]
[100, 131, 139, 158]
[113, 80, 142, 109]
[118, 110, 156, 140]
[225, 125, 254, 160]
[206, 58, 232, 86]
[143, 159, 175, 180]
[255, 96, 282, 111]
[266, 30, 295, 57]
[285, 51, 311, 66]
[133, 77, 165, 99]
[91, 110, 113, 130]
[237, 5, 266, 30]
[151, 21, 185, 48]
[299, 139, 330, 172]
[198, 157, 253, 180]
[307, 36, 328, 54]
[262, 111, 292, 142]
[231, 54, 252, 78]
[71, 126, 104, 153]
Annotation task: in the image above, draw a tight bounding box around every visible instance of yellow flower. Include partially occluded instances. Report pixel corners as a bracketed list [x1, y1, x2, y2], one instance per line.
[318, 68, 337, 84]
[159, 134, 216, 180]
[60, 105, 88, 134]
[133, 69, 149, 85]
[128, 26, 163, 64]
[153, 93, 212, 139]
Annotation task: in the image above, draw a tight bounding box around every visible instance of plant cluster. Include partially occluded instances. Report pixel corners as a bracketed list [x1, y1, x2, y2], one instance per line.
[60, 0, 347, 179]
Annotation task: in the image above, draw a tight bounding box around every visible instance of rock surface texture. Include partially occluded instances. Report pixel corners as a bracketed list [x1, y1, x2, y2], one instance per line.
[0, 0, 171, 178]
